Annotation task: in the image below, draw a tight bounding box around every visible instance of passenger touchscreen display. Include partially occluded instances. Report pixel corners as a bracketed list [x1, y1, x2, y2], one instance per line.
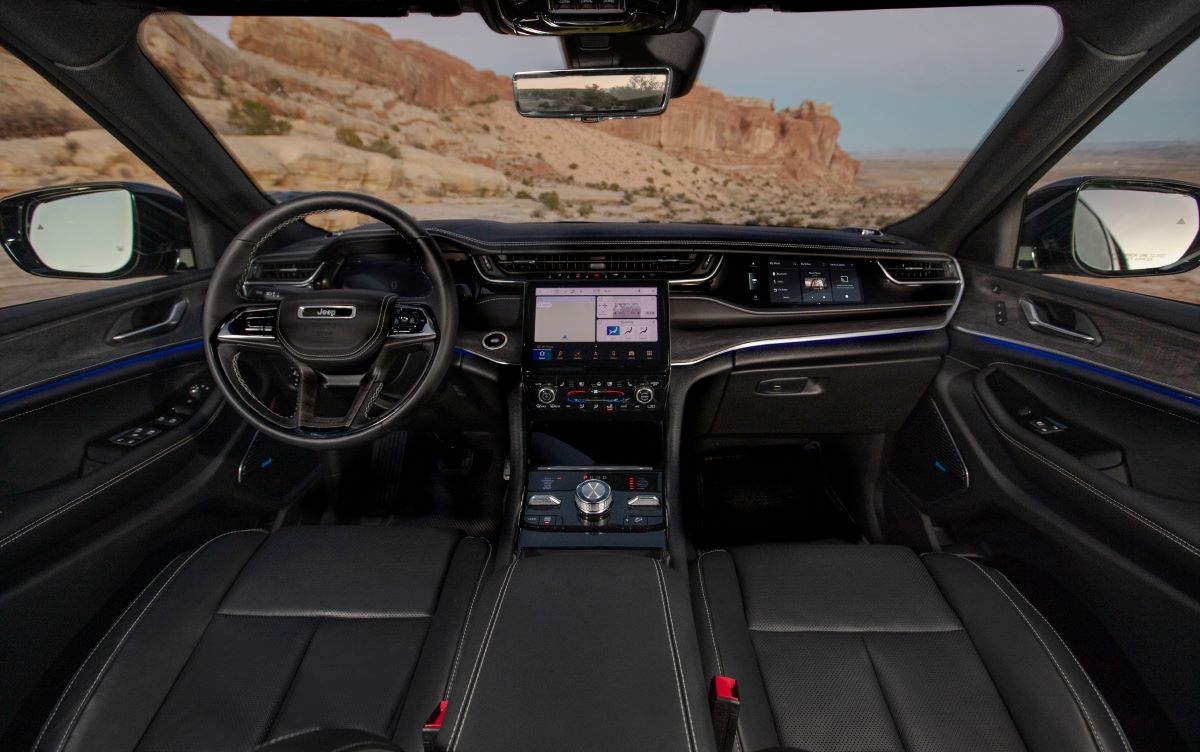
[764, 258, 863, 305]
[528, 285, 664, 367]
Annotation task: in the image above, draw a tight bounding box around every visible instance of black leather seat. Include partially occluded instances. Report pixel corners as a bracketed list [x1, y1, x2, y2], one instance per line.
[35, 526, 491, 752]
[692, 544, 1130, 752]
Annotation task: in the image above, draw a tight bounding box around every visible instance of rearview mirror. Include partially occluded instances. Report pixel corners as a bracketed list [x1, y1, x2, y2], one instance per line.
[1019, 177, 1200, 277]
[512, 67, 671, 122]
[0, 182, 191, 280]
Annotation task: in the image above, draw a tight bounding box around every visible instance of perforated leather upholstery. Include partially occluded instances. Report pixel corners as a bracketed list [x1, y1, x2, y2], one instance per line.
[35, 526, 491, 752]
[692, 544, 1130, 752]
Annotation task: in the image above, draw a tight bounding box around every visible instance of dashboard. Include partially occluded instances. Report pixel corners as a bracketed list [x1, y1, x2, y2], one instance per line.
[238, 220, 963, 369]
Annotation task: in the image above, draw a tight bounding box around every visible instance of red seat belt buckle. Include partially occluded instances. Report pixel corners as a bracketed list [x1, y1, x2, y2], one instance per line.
[710, 676, 740, 752]
[422, 699, 448, 752]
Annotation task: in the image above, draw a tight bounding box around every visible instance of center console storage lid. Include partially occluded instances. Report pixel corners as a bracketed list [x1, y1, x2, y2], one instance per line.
[437, 552, 713, 752]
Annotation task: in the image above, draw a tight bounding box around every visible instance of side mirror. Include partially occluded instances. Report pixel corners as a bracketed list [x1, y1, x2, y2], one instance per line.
[1019, 177, 1200, 277]
[0, 182, 191, 279]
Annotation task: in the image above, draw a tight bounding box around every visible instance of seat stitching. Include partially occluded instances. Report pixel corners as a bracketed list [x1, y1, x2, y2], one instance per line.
[443, 540, 494, 698]
[918, 554, 1031, 751]
[746, 625, 964, 634]
[696, 551, 725, 676]
[654, 559, 698, 752]
[989, 566, 1132, 752]
[258, 617, 321, 745]
[31, 551, 190, 752]
[258, 726, 324, 747]
[961, 556, 1110, 752]
[860, 634, 907, 752]
[447, 558, 519, 751]
[0, 408, 222, 554]
[991, 419, 1200, 559]
[44, 529, 265, 752]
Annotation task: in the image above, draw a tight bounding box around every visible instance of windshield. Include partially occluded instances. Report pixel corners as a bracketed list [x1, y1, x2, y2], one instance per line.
[139, 7, 1060, 227]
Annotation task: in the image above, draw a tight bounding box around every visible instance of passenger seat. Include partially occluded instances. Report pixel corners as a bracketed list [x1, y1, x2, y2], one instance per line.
[692, 545, 1129, 752]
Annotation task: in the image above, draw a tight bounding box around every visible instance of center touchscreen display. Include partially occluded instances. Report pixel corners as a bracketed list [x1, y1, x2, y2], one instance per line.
[529, 285, 663, 366]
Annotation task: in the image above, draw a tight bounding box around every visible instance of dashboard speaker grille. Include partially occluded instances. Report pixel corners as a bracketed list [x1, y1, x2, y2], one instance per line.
[493, 252, 709, 279]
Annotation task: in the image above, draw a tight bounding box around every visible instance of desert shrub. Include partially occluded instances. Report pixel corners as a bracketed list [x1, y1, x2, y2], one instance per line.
[515, 190, 534, 200]
[537, 191, 562, 211]
[336, 127, 365, 149]
[697, 217, 718, 224]
[568, 163, 578, 170]
[578, 203, 594, 217]
[0, 102, 85, 138]
[228, 99, 291, 135]
[336, 128, 400, 158]
[531, 208, 545, 218]
[365, 136, 400, 158]
[468, 95, 499, 106]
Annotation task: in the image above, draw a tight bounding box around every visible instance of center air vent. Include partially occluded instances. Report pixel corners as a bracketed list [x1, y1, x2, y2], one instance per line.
[490, 252, 716, 281]
[877, 259, 958, 284]
[248, 260, 323, 284]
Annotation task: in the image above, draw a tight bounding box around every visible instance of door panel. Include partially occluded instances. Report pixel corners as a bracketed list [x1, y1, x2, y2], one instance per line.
[0, 273, 214, 568]
[896, 263, 1200, 751]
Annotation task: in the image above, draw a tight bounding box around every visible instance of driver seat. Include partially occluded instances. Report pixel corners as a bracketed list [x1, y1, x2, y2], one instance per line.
[35, 526, 490, 752]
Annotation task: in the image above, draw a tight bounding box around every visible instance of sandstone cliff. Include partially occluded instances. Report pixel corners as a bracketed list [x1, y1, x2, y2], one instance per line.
[2, 14, 863, 225]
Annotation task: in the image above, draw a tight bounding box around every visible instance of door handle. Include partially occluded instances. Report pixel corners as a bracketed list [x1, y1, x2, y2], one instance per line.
[1019, 297, 1096, 344]
[110, 300, 188, 342]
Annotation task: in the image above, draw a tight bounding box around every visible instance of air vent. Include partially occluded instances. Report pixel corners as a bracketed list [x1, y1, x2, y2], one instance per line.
[249, 260, 322, 284]
[877, 259, 958, 284]
[491, 252, 714, 280]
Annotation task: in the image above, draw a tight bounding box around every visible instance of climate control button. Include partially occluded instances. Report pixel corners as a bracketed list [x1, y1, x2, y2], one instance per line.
[634, 386, 655, 405]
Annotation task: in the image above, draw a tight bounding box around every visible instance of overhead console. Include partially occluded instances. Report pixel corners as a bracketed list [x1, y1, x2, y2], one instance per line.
[485, 0, 687, 35]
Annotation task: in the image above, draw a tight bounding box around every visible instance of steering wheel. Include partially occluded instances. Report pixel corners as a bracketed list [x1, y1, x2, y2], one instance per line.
[203, 192, 458, 448]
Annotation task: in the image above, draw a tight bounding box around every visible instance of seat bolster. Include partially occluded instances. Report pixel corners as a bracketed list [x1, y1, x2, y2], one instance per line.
[392, 536, 492, 752]
[692, 550, 781, 752]
[923, 554, 1131, 752]
[35, 529, 268, 752]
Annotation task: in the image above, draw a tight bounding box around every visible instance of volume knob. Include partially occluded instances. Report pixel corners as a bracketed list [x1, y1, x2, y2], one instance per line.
[537, 386, 557, 404]
[575, 479, 613, 517]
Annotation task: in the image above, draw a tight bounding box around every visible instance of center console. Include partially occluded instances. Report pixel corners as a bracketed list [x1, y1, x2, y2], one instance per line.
[519, 282, 669, 548]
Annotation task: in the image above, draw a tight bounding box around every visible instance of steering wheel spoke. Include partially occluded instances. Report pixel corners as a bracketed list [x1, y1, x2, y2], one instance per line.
[216, 304, 282, 350]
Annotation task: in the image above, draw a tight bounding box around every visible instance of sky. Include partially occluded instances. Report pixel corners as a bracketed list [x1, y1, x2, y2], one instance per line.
[191, 7, 1199, 155]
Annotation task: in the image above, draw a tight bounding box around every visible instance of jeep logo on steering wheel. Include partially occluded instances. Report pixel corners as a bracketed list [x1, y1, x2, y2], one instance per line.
[297, 305, 356, 319]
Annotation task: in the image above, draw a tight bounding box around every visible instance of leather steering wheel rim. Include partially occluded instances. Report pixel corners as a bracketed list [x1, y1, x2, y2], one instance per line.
[203, 192, 458, 449]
